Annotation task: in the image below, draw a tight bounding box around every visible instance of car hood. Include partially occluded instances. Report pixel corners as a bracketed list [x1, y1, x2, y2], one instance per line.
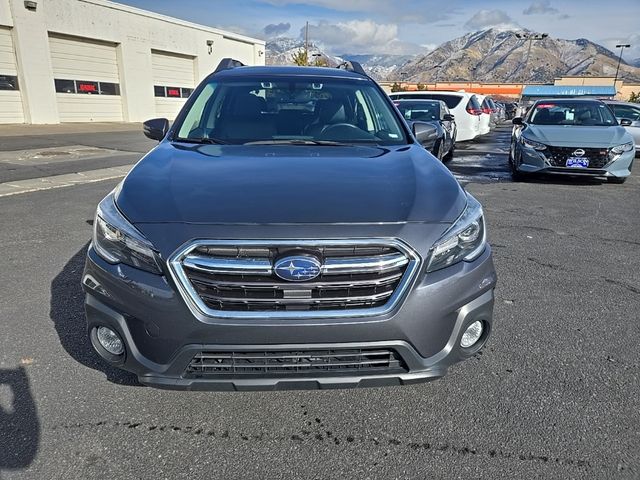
[524, 125, 631, 147]
[116, 142, 466, 225]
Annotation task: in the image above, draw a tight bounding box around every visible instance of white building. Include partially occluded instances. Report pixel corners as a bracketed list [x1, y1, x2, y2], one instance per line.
[0, 0, 265, 124]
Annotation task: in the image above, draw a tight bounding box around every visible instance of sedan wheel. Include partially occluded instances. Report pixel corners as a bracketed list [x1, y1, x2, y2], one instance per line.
[434, 141, 444, 161]
[509, 151, 526, 181]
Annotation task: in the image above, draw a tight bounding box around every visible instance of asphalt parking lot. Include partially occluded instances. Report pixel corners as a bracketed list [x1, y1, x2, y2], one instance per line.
[0, 124, 638, 479]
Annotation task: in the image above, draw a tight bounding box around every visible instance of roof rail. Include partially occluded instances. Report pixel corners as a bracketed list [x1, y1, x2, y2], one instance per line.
[337, 60, 367, 77]
[214, 58, 245, 74]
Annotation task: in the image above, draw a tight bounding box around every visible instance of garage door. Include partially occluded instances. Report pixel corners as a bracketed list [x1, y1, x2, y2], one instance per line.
[152, 50, 195, 119]
[0, 27, 24, 124]
[49, 34, 123, 122]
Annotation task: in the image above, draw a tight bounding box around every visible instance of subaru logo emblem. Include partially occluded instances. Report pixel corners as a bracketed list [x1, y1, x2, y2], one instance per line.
[572, 149, 585, 157]
[274, 255, 321, 282]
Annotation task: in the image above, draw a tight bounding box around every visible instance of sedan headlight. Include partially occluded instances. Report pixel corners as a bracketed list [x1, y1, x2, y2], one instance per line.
[610, 142, 634, 155]
[520, 136, 547, 151]
[426, 193, 486, 273]
[93, 193, 162, 274]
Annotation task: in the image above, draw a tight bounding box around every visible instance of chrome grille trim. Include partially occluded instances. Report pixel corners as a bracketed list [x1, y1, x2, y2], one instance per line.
[168, 239, 421, 320]
[321, 252, 408, 274]
[183, 255, 273, 275]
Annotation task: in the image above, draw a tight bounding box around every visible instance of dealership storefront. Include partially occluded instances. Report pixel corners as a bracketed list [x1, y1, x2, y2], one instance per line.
[0, 0, 265, 124]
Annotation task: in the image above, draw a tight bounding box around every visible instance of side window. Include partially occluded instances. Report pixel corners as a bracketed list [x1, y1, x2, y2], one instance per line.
[177, 83, 216, 138]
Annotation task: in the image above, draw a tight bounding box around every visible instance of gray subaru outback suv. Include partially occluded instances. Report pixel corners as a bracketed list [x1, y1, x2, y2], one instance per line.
[82, 59, 497, 391]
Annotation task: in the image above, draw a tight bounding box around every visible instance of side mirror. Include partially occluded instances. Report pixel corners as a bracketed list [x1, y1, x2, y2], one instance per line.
[512, 117, 524, 126]
[443, 113, 455, 121]
[412, 121, 438, 144]
[620, 118, 633, 127]
[143, 118, 170, 141]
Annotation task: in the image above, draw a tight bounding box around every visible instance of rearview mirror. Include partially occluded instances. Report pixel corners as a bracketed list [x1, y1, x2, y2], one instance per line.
[443, 113, 455, 121]
[143, 118, 170, 141]
[620, 118, 633, 127]
[512, 117, 524, 126]
[412, 121, 438, 144]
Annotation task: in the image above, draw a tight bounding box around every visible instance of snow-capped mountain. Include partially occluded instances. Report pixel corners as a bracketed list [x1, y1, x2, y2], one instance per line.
[396, 29, 640, 83]
[265, 38, 414, 80]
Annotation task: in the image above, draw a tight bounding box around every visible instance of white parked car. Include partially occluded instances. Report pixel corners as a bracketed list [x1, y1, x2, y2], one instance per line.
[603, 100, 640, 153]
[389, 91, 482, 141]
[474, 94, 492, 136]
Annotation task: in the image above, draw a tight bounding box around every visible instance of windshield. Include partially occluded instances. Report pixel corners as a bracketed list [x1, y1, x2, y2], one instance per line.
[610, 104, 640, 121]
[391, 93, 462, 109]
[394, 101, 441, 122]
[528, 101, 617, 126]
[174, 76, 407, 145]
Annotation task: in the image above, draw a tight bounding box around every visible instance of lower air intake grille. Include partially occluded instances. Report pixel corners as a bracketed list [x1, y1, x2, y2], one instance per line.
[185, 348, 408, 377]
[546, 146, 610, 169]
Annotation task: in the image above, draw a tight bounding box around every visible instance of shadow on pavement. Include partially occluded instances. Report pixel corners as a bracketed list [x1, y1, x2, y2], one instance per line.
[0, 366, 39, 475]
[49, 243, 139, 386]
[517, 173, 614, 186]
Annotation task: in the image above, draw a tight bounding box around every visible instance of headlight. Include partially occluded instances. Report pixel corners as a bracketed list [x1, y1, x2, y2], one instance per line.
[610, 142, 634, 155]
[426, 193, 487, 273]
[520, 136, 547, 150]
[93, 193, 162, 274]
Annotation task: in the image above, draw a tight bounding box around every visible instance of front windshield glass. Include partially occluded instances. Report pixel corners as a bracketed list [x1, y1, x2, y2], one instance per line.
[528, 101, 617, 126]
[394, 101, 441, 122]
[175, 76, 407, 145]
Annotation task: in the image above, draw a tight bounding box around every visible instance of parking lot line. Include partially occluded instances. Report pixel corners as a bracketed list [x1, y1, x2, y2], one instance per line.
[0, 164, 133, 197]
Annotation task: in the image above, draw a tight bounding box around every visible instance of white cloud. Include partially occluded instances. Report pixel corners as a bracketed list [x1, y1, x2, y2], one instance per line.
[304, 20, 422, 55]
[600, 33, 640, 65]
[523, 1, 559, 15]
[464, 10, 519, 31]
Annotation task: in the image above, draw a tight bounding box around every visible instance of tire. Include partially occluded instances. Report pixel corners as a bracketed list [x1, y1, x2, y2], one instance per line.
[443, 138, 455, 161]
[608, 176, 627, 184]
[509, 151, 526, 181]
[433, 140, 444, 161]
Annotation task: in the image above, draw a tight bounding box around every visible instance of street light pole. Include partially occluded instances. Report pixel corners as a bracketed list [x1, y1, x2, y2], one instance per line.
[614, 44, 631, 83]
[514, 32, 548, 113]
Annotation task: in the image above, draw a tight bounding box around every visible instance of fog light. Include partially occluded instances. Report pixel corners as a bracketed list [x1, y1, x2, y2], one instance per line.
[461, 321, 483, 348]
[96, 326, 124, 355]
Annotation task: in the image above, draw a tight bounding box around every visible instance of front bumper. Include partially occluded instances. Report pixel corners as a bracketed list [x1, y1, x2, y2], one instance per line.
[515, 144, 635, 178]
[82, 245, 497, 391]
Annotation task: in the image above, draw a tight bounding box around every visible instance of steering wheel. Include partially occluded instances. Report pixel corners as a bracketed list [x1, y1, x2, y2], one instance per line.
[320, 123, 362, 134]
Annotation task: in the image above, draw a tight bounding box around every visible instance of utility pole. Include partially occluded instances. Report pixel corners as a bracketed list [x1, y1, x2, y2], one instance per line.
[305, 21, 309, 66]
[614, 44, 631, 83]
[514, 32, 548, 112]
[433, 64, 442, 90]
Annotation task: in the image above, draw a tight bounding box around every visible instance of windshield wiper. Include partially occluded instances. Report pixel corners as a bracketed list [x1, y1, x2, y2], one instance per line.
[176, 137, 227, 145]
[243, 139, 350, 146]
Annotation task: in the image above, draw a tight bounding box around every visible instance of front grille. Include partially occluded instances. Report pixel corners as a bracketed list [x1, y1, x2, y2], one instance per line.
[184, 348, 408, 377]
[545, 146, 610, 169]
[170, 240, 419, 317]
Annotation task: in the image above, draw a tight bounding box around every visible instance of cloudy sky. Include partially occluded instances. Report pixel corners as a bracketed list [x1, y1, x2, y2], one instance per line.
[119, 0, 640, 60]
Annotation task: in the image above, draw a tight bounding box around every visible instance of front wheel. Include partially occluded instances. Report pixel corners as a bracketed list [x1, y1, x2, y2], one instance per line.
[443, 137, 455, 161]
[432, 140, 444, 161]
[509, 151, 526, 181]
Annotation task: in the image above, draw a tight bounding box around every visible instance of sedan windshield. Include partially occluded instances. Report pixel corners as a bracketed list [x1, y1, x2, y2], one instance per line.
[394, 101, 441, 122]
[528, 101, 617, 126]
[175, 76, 407, 145]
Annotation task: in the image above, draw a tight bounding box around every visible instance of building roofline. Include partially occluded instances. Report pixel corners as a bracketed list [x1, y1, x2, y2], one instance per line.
[79, 0, 265, 46]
